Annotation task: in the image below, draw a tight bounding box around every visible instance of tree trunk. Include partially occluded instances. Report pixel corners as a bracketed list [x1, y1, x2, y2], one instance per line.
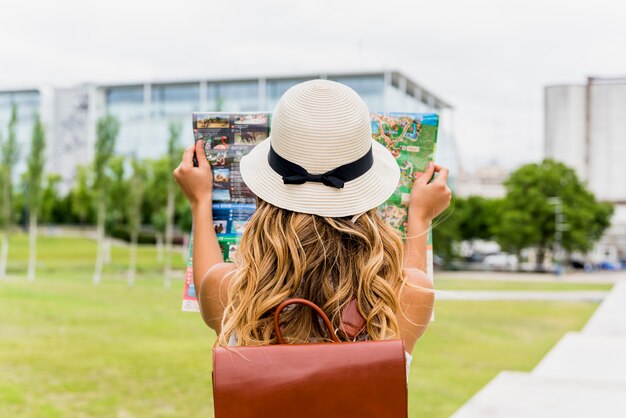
[1, 177, 10, 280]
[182, 233, 189, 262]
[27, 211, 37, 282]
[536, 246, 545, 272]
[156, 232, 163, 262]
[92, 200, 106, 285]
[128, 230, 138, 287]
[163, 183, 175, 290]
[0, 231, 8, 279]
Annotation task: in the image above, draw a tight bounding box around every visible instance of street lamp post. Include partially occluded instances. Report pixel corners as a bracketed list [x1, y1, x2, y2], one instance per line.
[548, 197, 568, 276]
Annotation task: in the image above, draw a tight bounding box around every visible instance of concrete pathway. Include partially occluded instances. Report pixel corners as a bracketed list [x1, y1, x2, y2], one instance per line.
[452, 372, 626, 418]
[436, 290, 608, 302]
[583, 282, 626, 336]
[533, 333, 626, 383]
[451, 281, 626, 418]
[437, 270, 626, 284]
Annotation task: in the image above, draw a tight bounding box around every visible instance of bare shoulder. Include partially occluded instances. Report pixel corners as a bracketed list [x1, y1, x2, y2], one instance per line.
[204, 262, 238, 282]
[198, 262, 238, 333]
[397, 268, 435, 353]
[403, 267, 433, 292]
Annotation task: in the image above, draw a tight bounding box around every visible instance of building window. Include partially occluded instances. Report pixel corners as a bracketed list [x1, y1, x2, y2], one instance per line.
[266, 78, 316, 110]
[207, 81, 259, 112]
[106, 87, 144, 123]
[0, 90, 41, 177]
[0, 91, 40, 122]
[151, 84, 200, 117]
[391, 73, 401, 90]
[106, 87, 143, 105]
[329, 75, 385, 111]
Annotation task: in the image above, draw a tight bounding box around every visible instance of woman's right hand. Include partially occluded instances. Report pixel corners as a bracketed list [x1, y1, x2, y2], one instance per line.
[408, 162, 452, 222]
[173, 140, 213, 209]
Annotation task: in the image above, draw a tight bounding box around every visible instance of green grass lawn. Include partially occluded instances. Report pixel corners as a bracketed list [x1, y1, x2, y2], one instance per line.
[2, 233, 186, 278]
[0, 234, 600, 417]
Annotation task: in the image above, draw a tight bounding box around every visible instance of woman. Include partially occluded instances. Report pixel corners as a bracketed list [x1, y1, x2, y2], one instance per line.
[174, 80, 451, 364]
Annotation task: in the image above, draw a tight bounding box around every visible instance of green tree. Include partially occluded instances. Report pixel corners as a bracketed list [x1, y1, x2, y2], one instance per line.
[24, 113, 46, 282]
[127, 155, 148, 287]
[0, 132, 5, 279]
[175, 187, 193, 234]
[493, 159, 613, 270]
[106, 155, 129, 230]
[493, 199, 537, 268]
[431, 196, 502, 265]
[432, 198, 461, 265]
[215, 96, 224, 112]
[457, 196, 501, 242]
[164, 122, 182, 289]
[40, 174, 62, 224]
[0, 104, 19, 279]
[92, 115, 120, 285]
[69, 164, 95, 224]
[143, 157, 168, 262]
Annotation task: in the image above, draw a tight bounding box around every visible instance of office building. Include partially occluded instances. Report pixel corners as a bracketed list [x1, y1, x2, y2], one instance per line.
[545, 77, 626, 257]
[0, 71, 457, 194]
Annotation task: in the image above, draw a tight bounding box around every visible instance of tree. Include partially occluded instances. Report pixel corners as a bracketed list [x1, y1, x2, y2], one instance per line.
[143, 157, 168, 262]
[457, 196, 501, 242]
[492, 200, 537, 267]
[0, 133, 5, 279]
[101, 154, 129, 265]
[69, 164, 95, 224]
[432, 198, 461, 265]
[40, 174, 62, 224]
[431, 196, 502, 265]
[106, 155, 129, 230]
[0, 104, 19, 279]
[493, 159, 613, 270]
[164, 122, 182, 289]
[175, 179, 193, 263]
[92, 115, 120, 285]
[24, 113, 46, 282]
[127, 155, 148, 287]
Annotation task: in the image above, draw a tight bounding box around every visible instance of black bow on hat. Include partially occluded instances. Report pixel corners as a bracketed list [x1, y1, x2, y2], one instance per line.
[268, 144, 373, 189]
[282, 169, 346, 189]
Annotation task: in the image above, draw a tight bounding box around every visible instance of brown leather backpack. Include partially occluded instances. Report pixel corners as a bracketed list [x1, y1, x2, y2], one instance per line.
[212, 298, 408, 418]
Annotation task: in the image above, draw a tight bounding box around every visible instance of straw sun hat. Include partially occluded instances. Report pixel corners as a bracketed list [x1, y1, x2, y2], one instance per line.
[239, 79, 400, 218]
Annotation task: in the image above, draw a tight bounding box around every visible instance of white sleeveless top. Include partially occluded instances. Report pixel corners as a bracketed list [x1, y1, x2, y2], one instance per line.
[228, 333, 412, 380]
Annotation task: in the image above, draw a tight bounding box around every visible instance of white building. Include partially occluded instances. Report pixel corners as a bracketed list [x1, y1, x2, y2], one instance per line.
[545, 77, 626, 258]
[456, 164, 508, 199]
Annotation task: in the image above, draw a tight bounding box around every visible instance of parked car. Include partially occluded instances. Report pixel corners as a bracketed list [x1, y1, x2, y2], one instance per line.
[570, 259, 585, 269]
[482, 252, 518, 271]
[598, 261, 622, 271]
[433, 255, 444, 269]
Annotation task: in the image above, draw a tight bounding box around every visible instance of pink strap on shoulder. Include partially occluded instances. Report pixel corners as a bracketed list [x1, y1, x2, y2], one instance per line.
[339, 298, 366, 339]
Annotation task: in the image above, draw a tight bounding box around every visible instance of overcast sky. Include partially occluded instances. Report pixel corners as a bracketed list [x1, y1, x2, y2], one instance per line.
[1, 0, 624, 171]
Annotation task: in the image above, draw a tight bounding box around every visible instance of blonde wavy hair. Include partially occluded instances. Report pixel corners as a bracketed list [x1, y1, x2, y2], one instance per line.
[217, 198, 409, 347]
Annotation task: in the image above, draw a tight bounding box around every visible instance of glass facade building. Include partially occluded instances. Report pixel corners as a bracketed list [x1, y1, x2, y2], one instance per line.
[1, 71, 457, 191]
[99, 72, 454, 160]
[0, 90, 41, 176]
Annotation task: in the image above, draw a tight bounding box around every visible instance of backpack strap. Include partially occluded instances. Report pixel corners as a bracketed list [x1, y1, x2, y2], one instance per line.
[339, 298, 367, 339]
[274, 298, 340, 344]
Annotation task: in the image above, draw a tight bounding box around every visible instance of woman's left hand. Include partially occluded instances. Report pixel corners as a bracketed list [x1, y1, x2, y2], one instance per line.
[173, 140, 213, 208]
[408, 162, 452, 222]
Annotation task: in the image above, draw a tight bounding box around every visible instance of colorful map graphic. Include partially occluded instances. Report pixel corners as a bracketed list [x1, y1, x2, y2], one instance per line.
[372, 113, 439, 233]
[183, 112, 440, 312]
